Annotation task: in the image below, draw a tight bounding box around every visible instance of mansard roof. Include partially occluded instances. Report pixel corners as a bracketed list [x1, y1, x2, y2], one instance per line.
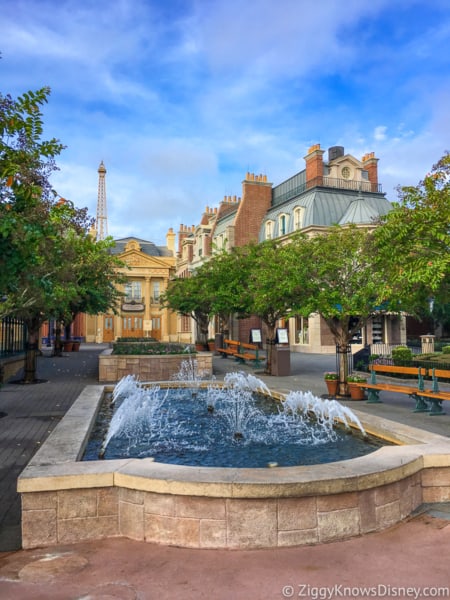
[111, 237, 173, 257]
[259, 188, 391, 241]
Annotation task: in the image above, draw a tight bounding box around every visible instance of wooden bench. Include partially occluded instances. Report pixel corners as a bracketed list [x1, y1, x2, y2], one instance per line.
[418, 368, 450, 416]
[218, 339, 240, 358]
[354, 365, 427, 411]
[235, 342, 264, 368]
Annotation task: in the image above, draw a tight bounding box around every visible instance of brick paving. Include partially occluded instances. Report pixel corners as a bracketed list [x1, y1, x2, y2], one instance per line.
[0, 344, 106, 551]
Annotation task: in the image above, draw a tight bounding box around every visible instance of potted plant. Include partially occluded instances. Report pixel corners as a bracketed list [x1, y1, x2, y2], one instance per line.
[324, 372, 339, 396]
[207, 338, 216, 352]
[347, 374, 367, 400]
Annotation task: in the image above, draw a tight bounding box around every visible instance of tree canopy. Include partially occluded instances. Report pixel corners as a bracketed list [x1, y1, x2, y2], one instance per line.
[0, 86, 125, 381]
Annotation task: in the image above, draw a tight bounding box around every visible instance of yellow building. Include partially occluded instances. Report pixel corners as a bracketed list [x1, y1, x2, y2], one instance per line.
[85, 231, 177, 343]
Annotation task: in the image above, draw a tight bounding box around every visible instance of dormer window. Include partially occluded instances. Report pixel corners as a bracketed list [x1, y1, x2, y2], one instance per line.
[278, 214, 287, 236]
[293, 207, 304, 230]
[265, 220, 274, 239]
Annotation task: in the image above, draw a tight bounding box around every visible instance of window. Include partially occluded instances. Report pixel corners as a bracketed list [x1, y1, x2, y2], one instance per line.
[124, 281, 142, 301]
[152, 281, 160, 303]
[296, 316, 309, 344]
[293, 207, 304, 230]
[181, 316, 190, 333]
[279, 214, 287, 236]
[265, 220, 273, 239]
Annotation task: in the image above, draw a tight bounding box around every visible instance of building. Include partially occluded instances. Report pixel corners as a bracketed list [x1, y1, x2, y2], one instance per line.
[85, 232, 177, 343]
[175, 143, 406, 353]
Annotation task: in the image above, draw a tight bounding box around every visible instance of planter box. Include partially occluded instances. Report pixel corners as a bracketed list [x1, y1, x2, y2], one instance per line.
[99, 349, 213, 382]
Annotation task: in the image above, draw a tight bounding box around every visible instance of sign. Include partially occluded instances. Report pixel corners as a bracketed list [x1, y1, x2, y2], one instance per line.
[143, 320, 152, 331]
[121, 303, 145, 312]
[276, 328, 289, 344]
[250, 329, 262, 343]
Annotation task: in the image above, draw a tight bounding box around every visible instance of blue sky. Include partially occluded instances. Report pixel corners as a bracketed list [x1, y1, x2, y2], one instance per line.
[2, 0, 449, 246]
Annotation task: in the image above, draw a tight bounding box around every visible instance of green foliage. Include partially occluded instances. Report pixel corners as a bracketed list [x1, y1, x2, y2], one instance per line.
[324, 372, 338, 380]
[112, 342, 193, 355]
[441, 345, 450, 354]
[0, 86, 126, 380]
[347, 375, 366, 383]
[391, 345, 413, 365]
[374, 152, 450, 313]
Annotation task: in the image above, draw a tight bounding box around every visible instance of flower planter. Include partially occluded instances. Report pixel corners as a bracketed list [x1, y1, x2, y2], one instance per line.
[348, 383, 365, 400]
[325, 379, 338, 396]
[72, 341, 81, 351]
[63, 341, 74, 352]
[207, 342, 215, 352]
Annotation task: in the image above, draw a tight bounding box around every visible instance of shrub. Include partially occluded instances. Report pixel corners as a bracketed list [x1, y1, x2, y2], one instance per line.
[347, 375, 366, 383]
[112, 342, 194, 355]
[324, 372, 338, 380]
[391, 345, 413, 365]
[442, 345, 450, 355]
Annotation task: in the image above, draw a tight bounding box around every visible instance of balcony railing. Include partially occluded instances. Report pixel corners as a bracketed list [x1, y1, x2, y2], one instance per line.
[273, 176, 382, 205]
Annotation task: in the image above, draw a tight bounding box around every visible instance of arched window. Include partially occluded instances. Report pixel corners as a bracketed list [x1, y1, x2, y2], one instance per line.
[294, 207, 304, 230]
[278, 214, 287, 236]
[265, 220, 274, 239]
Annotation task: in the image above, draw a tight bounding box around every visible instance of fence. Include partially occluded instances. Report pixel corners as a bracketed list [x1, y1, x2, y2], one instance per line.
[0, 317, 27, 358]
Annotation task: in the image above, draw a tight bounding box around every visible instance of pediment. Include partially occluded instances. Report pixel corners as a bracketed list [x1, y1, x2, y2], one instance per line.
[121, 249, 174, 269]
[330, 154, 362, 168]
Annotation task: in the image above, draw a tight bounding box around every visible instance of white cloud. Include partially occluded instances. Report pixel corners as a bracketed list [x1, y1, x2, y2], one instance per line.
[2, 0, 449, 244]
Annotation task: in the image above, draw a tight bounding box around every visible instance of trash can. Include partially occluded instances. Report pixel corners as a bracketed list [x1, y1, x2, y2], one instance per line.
[271, 345, 291, 376]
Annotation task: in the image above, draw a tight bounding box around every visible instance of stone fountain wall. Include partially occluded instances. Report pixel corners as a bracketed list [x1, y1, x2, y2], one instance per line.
[99, 350, 213, 382]
[17, 385, 450, 550]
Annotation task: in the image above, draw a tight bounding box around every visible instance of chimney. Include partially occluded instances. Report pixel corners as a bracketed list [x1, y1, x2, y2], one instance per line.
[166, 227, 176, 255]
[362, 152, 379, 190]
[304, 144, 325, 188]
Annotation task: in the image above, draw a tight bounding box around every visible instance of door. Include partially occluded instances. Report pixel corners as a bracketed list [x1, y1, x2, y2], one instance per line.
[103, 316, 114, 342]
[152, 317, 161, 340]
[122, 316, 143, 338]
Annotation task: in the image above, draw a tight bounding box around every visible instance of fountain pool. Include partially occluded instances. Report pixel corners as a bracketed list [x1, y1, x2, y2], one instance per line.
[18, 378, 450, 550]
[84, 374, 385, 468]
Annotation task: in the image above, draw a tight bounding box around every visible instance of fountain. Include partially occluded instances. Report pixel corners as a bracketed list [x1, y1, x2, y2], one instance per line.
[17, 361, 450, 550]
[88, 372, 376, 468]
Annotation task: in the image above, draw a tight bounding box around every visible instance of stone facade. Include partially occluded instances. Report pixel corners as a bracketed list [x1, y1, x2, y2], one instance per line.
[99, 350, 213, 382]
[20, 468, 444, 550]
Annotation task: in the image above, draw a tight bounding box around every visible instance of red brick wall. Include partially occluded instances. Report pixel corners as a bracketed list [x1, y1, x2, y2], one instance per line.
[233, 175, 272, 246]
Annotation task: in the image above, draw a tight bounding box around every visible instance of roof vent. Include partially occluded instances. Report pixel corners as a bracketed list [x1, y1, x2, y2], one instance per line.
[328, 146, 344, 162]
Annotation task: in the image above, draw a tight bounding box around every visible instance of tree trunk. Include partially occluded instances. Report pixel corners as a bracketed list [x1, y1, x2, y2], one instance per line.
[265, 324, 276, 375]
[53, 325, 63, 357]
[23, 325, 40, 383]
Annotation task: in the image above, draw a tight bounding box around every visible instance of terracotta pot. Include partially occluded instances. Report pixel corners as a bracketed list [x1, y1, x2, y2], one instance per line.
[72, 341, 81, 351]
[208, 342, 215, 352]
[325, 379, 338, 396]
[348, 383, 365, 400]
[63, 341, 74, 352]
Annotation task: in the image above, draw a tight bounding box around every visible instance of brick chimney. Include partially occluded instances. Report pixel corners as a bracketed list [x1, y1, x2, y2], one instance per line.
[304, 144, 325, 188]
[234, 173, 272, 246]
[361, 152, 379, 191]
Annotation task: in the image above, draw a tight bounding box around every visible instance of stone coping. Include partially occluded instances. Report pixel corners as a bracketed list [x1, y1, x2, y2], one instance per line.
[18, 383, 450, 498]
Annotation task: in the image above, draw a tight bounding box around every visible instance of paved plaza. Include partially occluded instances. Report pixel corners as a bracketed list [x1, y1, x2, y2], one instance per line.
[0, 344, 449, 599]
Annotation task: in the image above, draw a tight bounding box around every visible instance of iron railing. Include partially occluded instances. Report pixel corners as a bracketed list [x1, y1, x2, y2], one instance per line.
[0, 317, 27, 358]
[272, 176, 382, 205]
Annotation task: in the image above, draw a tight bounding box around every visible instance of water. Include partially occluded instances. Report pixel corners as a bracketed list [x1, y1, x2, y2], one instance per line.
[83, 370, 387, 468]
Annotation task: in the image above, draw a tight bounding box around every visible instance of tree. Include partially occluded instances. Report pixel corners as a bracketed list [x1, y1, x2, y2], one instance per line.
[0, 87, 65, 317]
[161, 271, 214, 347]
[234, 240, 311, 374]
[375, 152, 450, 315]
[1, 87, 125, 381]
[296, 226, 394, 393]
